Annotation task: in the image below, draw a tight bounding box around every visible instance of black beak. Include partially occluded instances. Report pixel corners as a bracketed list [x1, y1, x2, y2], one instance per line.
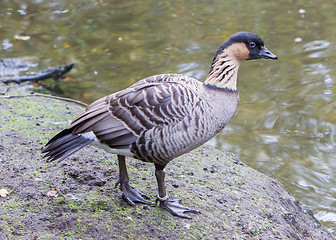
[260, 46, 278, 60]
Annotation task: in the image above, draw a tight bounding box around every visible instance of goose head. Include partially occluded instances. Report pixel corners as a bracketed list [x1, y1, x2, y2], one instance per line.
[205, 32, 277, 90]
[224, 31, 278, 61]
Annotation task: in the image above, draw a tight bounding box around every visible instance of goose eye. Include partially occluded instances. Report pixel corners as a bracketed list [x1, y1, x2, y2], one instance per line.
[249, 42, 256, 48]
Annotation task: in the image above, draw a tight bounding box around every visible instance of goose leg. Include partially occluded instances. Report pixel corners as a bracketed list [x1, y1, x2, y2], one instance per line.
[155, 164, 200, 219]
[115, 155, 154, 206]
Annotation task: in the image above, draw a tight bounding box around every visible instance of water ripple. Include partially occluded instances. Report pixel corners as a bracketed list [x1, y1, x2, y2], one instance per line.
[303, 40, 330, 52]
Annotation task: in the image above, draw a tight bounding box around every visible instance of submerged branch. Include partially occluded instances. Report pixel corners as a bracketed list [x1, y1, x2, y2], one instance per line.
[0, 63, 75, 84]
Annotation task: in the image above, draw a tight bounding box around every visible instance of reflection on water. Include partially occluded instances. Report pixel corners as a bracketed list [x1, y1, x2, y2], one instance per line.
[1, 0, 336, 234]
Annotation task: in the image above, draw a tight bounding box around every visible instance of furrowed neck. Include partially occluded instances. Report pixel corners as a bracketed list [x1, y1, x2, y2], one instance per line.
[204, 49, 241, 91]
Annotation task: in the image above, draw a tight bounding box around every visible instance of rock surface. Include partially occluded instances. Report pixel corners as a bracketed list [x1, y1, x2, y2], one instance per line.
[0, 89, 334, 239]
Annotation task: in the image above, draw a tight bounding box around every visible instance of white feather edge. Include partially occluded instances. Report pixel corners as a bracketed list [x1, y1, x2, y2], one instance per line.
[80, 131, 134, 157]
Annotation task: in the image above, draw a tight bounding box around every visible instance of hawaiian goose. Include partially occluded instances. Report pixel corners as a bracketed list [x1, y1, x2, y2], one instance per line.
[42, 32, 277, 218]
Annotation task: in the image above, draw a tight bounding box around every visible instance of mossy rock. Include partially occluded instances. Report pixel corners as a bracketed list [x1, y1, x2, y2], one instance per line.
[0, 89, 334, 239]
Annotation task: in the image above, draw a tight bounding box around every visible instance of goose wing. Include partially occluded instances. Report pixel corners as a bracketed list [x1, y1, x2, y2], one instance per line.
[69, 74, 206, 158]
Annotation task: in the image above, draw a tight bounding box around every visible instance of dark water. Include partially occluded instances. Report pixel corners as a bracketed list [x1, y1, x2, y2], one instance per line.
[1, 0, 336, 234]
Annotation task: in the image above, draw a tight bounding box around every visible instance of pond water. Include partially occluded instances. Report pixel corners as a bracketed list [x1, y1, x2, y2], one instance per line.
[1, 0, 336, 234]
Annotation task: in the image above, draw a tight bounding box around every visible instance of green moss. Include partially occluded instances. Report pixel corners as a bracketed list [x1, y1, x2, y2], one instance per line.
[2, 199, 25, 214]
[60, 231, 77, 239]
[37, 233, 57, 239]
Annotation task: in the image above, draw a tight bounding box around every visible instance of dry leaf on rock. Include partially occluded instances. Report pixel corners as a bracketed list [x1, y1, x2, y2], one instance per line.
[47, 188, 60, 198]
[0, 188, 10, 198]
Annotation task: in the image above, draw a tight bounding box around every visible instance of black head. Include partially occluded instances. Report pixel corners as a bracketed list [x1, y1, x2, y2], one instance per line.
[215, 31, 277, 61]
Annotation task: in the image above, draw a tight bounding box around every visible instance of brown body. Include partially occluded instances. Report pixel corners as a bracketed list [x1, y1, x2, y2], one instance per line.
[42, 32, 277, 218]
[67, 74, 238, 165]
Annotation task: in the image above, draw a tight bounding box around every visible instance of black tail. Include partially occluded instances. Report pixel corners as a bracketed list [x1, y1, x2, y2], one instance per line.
[42, 128, 94, 162]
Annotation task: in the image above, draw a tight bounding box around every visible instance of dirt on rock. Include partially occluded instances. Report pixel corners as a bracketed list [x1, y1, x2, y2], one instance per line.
[0, 89, 334, 240]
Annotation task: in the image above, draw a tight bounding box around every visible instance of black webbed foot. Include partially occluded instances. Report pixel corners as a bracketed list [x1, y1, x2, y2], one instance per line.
[115, 180, 155, 206]
[157, 198, 200, 219]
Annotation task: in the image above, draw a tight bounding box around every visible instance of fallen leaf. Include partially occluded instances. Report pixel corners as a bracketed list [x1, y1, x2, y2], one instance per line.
[14, 35, 31, 41]
[64, 77, 79, 82]
[0, 188, 9, 198]
[47, 188, 60, 198]
[83, 92, 93, 98]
